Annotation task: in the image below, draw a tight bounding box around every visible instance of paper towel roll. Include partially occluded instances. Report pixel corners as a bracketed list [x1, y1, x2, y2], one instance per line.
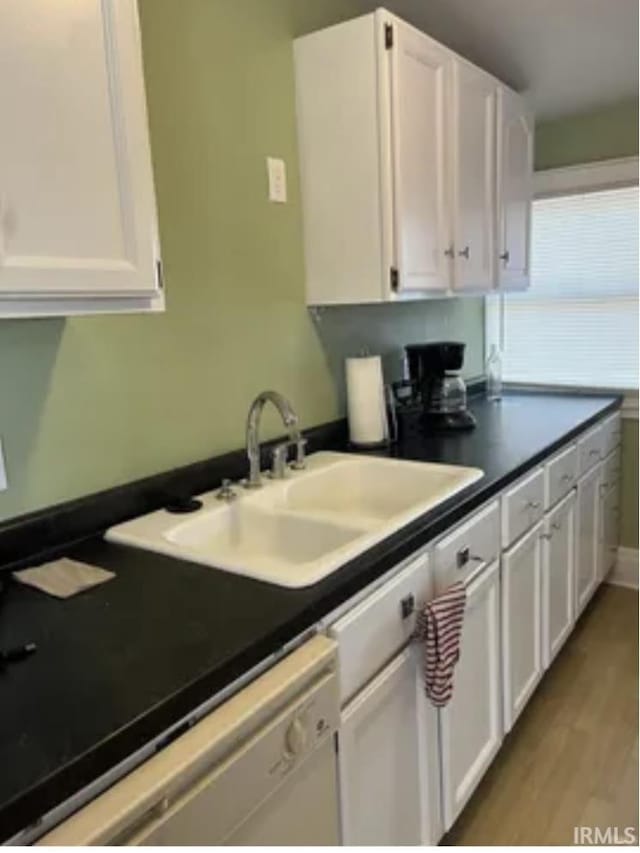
[346, 355, 389, 446]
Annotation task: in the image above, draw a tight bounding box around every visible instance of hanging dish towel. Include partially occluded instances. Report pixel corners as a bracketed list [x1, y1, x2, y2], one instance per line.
[414, 581, 467, 707]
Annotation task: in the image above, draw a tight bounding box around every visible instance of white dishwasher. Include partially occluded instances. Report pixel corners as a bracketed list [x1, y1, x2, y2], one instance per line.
[39, 635, 340, 846]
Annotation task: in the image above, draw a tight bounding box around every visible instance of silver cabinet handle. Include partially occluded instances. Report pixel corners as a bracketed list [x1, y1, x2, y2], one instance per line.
[540, 532, 553, 541]
[444, 245, 454, 258]
[499, 250, 510, 263]
[456, 547, 484, 569]
[458, 245, 470, 259]
[552, 521, 562, 531]
[400, 594, 416, 620]
[524, 500, 542, 509]
[561, 473, 574, 483]
[589, 449, 600, 457]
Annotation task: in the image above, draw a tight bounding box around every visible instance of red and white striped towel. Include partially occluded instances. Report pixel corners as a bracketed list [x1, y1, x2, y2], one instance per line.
[414, 581, 467, 708]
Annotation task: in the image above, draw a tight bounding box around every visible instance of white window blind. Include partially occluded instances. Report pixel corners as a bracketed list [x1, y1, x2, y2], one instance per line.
[503, 185, 639, 390]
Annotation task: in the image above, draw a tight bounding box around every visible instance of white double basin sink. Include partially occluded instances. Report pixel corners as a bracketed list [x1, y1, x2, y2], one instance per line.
[107, 452, 483, 588]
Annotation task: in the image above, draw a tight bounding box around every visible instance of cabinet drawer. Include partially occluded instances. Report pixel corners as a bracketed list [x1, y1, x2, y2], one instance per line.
[329, 552, 431, 704]
[577, 424, 605, 476]
[601, 448, 621, 493]
[601, 412, 622, 457]
[433, 501, 500, 592]
[544, 443, 577, 509]
[501, 467, 544, 548]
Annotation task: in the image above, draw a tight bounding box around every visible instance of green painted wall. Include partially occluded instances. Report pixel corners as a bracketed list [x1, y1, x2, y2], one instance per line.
[535, 101, 639, 549]
[535, 98, 639, 170]
[0, 0, 484, 522]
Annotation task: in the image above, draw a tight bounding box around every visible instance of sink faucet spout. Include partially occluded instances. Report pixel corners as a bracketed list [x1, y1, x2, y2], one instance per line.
[245, 391, 301, 488]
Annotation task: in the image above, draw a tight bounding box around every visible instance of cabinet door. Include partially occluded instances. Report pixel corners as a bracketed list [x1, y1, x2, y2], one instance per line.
[338, 646, 439, 845]
[0, 0, 160, 307]
[439, 560, 502, 830]
[495, 87, 533, 291]
[502, 522, 543, 731]
[576, 465, 601, 616]
[450, 61, 496, 292]
[389, 21, 451, 294]
[542, 493, 576, 669]
[599, 484, 620, 582]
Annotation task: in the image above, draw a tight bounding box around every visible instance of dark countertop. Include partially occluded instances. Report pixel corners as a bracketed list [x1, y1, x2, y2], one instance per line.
[0, 391, 620, 841]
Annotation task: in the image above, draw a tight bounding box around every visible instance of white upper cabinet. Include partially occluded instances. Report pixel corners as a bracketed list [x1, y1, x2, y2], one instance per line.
[390, 23, 451, 294]
[294, 9, 533, 305]
[0, 0, 162, 317]
[496, 86, 534, 291]
[450, 61, 496, 292]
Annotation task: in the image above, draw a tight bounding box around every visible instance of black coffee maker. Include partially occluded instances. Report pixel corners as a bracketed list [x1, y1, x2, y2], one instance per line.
[401, 341, 476, 431]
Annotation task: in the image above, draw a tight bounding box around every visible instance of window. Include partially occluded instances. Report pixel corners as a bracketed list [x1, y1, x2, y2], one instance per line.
[501, 183, 639, 391]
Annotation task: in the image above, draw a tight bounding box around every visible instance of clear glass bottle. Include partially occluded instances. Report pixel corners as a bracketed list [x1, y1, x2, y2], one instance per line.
[486, 344, 503, 401]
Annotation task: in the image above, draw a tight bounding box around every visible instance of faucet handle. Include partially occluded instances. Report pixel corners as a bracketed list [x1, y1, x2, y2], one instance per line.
[291, 437, 307, 471]
[271, 443, 289, 479]
[217, 478, 238, 501]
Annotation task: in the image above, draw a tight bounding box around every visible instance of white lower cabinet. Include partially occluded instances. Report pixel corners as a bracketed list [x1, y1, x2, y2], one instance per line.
[501, 522, 543, 731]
[439, 559, 502, 830]
[337, 646, 440, 845]
[599, 448, 621, 582]
[332, 417, 615, 843]
[542, 491, 576, 669]
[600, 484, 620, 582]
[575, 463, 601, 616]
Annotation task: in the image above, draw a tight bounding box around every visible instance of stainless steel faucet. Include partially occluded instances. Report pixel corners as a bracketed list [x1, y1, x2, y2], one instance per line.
[245, 391, 306, 488]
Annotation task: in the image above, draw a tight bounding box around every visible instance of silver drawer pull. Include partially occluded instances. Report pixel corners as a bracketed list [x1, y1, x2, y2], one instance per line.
[400, 594, 416, 620]
[456, 547, 484, 569]
[524, 499, 542, 510]
[552, 521, 562, 531]
[589, 449, 600, 457]
[561, 473, 574, 483]
[540, 532, 553, 541]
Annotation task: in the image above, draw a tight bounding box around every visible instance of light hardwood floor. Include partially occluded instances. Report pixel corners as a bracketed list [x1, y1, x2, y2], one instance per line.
[446, 584, 639, 846]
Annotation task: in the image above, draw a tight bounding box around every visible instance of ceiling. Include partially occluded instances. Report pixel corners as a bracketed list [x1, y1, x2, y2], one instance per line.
[376, 0, 638, 120]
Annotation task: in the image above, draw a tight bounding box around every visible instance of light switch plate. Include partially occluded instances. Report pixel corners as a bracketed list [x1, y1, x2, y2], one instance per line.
[266, 157, 287, 203]
[0, 438, 6, 491]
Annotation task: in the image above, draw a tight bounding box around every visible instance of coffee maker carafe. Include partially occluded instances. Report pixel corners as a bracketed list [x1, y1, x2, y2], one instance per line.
[404, 341, 476, 431]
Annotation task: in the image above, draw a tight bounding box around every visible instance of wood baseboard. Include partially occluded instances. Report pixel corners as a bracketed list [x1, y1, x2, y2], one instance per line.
[607, 547, 639, 590]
